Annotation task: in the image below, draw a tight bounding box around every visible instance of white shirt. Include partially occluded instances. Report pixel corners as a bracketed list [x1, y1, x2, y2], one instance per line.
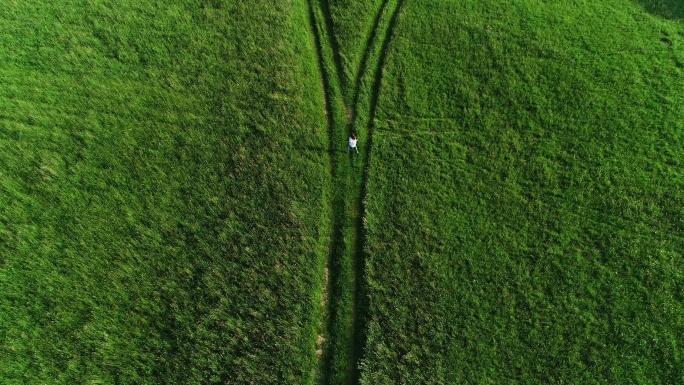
[349, 137, 357, 147]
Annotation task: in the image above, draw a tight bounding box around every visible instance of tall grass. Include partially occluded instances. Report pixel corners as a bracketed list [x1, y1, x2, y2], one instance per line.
[361, 0, 684, 383]
[0, 1, 329, 383]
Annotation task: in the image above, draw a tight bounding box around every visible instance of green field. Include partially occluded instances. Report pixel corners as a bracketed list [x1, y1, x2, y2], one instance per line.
[1, 0, 683, 384]
[362, 0, 684, 383]
[1, 1, 329, 383]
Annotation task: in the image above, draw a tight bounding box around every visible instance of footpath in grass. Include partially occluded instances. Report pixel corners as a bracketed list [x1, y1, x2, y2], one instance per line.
[308, 0, 405, 383]
[0, 1, 329, 383]
[361, 0, 684, 383]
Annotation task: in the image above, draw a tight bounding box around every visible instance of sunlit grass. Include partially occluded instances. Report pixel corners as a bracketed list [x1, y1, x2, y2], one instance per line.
[0, 1, 329, 384]
[362, 0, 684, 383]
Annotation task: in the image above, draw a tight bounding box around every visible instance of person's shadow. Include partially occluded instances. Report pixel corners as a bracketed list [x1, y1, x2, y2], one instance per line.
[634, 0, 684, 20]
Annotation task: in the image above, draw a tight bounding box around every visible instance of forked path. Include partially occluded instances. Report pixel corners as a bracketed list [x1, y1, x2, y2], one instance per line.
[306, 0, 405, 384]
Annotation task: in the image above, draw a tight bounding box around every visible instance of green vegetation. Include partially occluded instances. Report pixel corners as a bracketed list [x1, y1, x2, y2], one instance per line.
[326, 0, 383, 95]
[0, 1, 330, 383]
[636, 0, 684, 20]
[309, 0, 407, 383]
[361, 0, 684, 383]
[307, 0, 366, 383]
[3, 0, 683, 384]
[307, 1, 352, 383]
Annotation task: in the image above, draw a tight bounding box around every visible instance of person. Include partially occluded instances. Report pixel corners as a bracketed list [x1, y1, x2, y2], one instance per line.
[348, 134, 359, 154]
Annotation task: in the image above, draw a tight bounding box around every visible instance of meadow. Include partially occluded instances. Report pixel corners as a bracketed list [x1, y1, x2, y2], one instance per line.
[361, 0, 684, 383]
[2, 0, 683, 384]
[0, 1, 330, 383]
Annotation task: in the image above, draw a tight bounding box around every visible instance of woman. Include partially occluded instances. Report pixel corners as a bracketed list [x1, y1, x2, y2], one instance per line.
[347, 133, 359, 154]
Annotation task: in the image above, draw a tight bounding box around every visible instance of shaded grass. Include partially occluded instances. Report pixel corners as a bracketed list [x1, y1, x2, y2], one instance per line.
[0, 1, 329, 384]
[636, 0, 684, 20]
[361, 0, 684, 383]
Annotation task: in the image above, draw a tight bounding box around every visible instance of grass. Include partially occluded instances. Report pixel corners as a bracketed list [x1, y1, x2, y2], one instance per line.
[3, 0, 683, 383]
[0, 1, 330, 384]
[361, 0, 684, 383]
[308, 2, 364, 383]
[309, 0, 407, 383]
[635, 0, 684, 20]
[326, 0, 384, 97]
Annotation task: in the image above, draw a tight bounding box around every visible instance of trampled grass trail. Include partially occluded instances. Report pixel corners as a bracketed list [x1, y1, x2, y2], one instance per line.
[306, 0, 405, 383]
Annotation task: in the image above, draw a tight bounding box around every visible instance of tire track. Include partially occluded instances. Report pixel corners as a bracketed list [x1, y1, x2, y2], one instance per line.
[317, 0, 347, 105]
[306, 0, 406, 384]
[349, 2, 406, 384]
[364, 0, 406, 131]
[305, 0, 342, 383]
[348, 0, 391, 122]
